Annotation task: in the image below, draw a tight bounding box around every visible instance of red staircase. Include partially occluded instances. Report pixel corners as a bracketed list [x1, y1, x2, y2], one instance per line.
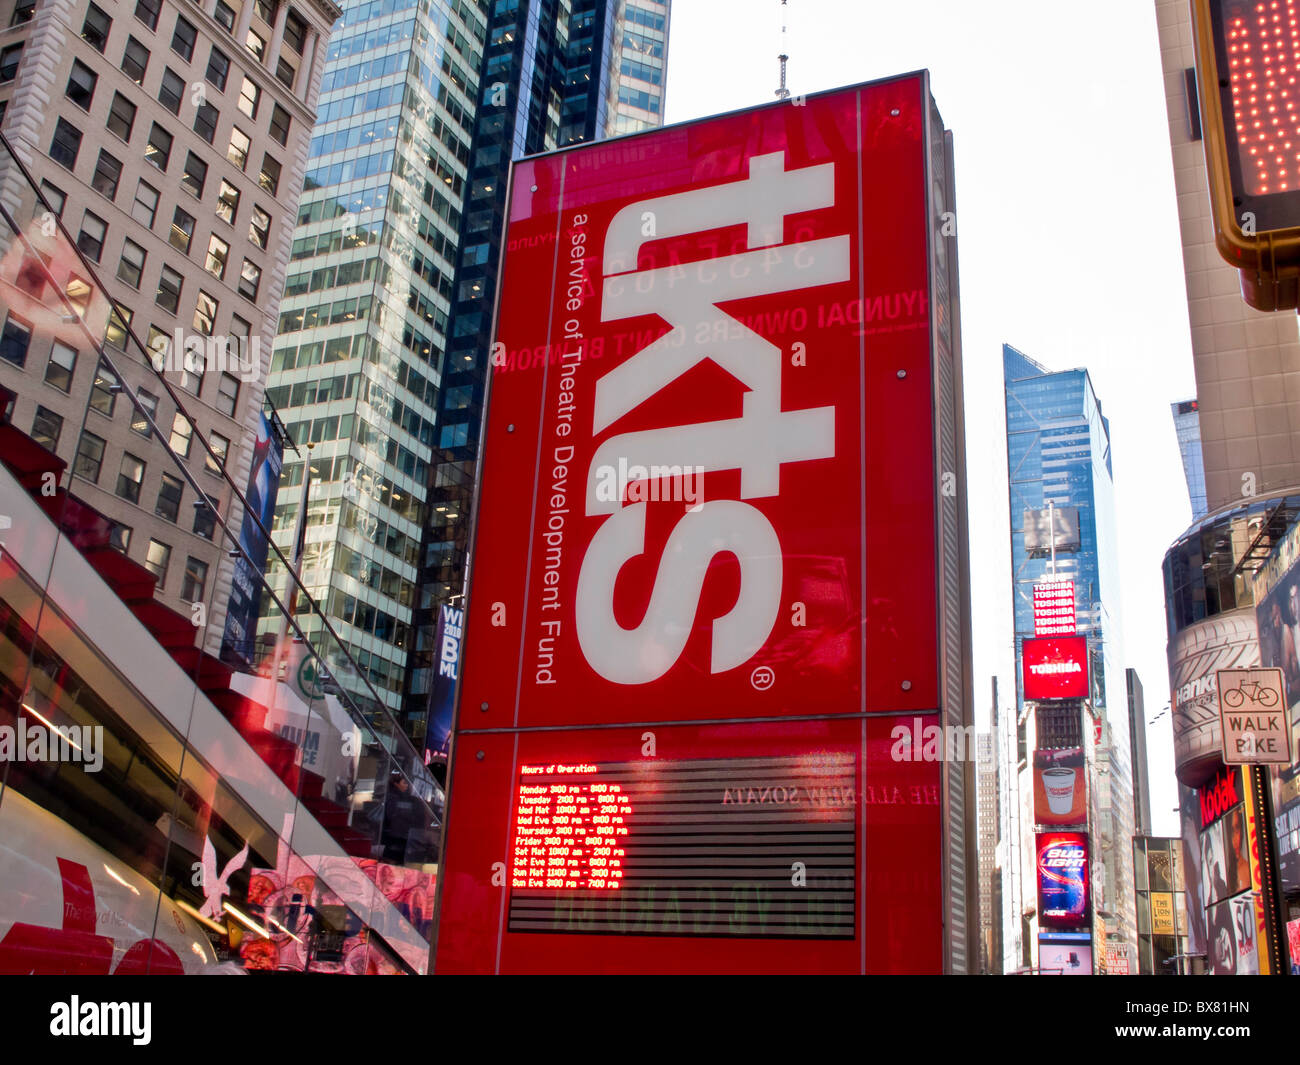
[0, 398, 372, 859]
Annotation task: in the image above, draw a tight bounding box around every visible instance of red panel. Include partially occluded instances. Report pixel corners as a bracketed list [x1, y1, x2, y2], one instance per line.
[436, 76, 944, 974]
[435, 716, 941, 974]
[1022, 636, 1089, 700]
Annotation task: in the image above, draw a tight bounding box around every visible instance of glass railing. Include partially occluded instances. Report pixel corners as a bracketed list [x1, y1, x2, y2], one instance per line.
[0, 131, 438, 972]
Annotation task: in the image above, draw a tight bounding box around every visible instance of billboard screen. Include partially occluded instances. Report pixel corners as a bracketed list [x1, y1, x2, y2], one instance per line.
[1032, 580, 1075, 637]
[220, 412, 283, 667]
[1038, 933, 1092, 975]
[1036, 832, 1090, 929]
[434, 74, 959, 973]
[1033, 747, 1086, 826]
[1022, 637, 1089, 701]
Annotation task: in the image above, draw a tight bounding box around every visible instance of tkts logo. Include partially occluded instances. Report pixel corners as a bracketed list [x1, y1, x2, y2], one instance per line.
[574, 153, 850, 684]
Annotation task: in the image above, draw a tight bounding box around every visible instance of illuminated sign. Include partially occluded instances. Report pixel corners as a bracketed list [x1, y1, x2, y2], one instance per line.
[435, 74, 964, 974]
[1038, 934, 1093, 975]
[1032, 747, 1086, 826]
[1036, 832, 1091, 928]
[1022, 637, 1089, 701]
[507, 757, 856, 937]
[1032, 580, 1075, 636]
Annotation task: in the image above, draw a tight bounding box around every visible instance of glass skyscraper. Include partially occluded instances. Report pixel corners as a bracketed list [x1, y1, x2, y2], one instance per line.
[1171, 398, 1208, 521]
[259, 0, 670, 733]
[1003, 343, 1138, 960]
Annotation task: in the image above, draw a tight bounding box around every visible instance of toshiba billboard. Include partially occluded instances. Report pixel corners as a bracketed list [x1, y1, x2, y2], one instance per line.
[1022, 636, 1089, 701]
[433, 74, 970, 974]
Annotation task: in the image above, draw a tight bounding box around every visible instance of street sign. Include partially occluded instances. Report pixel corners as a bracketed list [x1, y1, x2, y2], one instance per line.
[1216, 667, 1293, 764]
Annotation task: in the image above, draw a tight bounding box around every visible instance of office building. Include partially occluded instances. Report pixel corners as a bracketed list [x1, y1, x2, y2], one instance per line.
[976, 703, 1002, 974]
[1127, 667, 1152, 838]
[0, 0, 339, 654]
[259, 0, 671, 730]
[1003, 343, 1138, 968]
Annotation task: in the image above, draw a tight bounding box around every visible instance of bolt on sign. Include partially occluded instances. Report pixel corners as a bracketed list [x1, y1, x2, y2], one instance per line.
[432, 73, 972, 974]
[1216, 667, 1293, 765]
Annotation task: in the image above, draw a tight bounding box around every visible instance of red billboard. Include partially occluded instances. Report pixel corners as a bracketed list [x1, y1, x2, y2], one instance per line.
[433, 74, 965, 973]
[1022, 636, 1089, 701]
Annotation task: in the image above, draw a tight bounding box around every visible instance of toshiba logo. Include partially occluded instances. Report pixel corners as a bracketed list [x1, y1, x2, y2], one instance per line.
[1028, 662, 1082, 675]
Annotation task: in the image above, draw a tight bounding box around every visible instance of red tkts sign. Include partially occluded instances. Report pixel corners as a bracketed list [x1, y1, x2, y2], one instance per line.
[434, 74, 960, 973]
[1022, 636, 1089, 701]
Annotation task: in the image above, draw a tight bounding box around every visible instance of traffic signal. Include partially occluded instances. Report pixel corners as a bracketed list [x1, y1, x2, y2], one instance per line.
[1192, 0, 1300, 309]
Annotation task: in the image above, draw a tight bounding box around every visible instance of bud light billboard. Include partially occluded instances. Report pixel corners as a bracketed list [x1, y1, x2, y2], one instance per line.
[1036, 831, 1090, 929]
[1022, 636, 1089, 701]
[220, 412, 283, 668]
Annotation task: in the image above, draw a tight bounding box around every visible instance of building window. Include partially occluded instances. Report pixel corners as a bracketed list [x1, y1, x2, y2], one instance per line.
[146, 325, 170, 367]
[238, 258, 260, 300]
[193, 495, 217, 538]
[205, 234, 230, 279]
[0, 43, 21, 83]
[144, 539, 171, 583]
[108, 522, 132, 553]
[44, 341, 77, 392]
[268, 103, 291, 147]
[158, 67, 185, 114]
[216, 180, 240, 224]
[81, 4, 111, 51]
[49, 118, 82, 169]
[31, 406, 62, 450]
[238, 76, 260, 118]
[131, 389, 157, 435]
[245, 30, 265, 62]
[171, 14, 197, 61]
[254, 0, 276, 24]
[169, 207, 195, 253]
[156, 472, 183, 521]
[206, 46, 230, 90]
[134, 0, 161, 31]
[274, 56, 295, 89]
[116, 239, 145, 288]
[76, 211, 106, 261]
[194, 101, 219, 144]
[182, 152, 208, 198]
[10, 0, 35, 26]
[90, 360, 119, 415]
[122, 36, 149, 83]
[132, 180, 159, 227]
[214, 1, 235, 32]
[91, 150, 122, 200]
[104, 305, 131, 349]
[107, 92, 136, 142]
[249, 205, 270, 248]
[284, 10, 307, 54]
[216, 372, 239, 416]
[167, 411, 192, 456]
[38, 181, 66, 219]
[193, 291, 218, 336]
[73, 430, 106, 482]
[205, 431, 230, 473]
[181, 556, 208, 601]
[116, 453, 146, 504]
[65, 60, 98, 110]
[145, 123, 173, 171]
[156, 264, 183, 313]
[181, 359, 204, 395]
[228, 126, 251, 170]
[258, 153, 280, 195]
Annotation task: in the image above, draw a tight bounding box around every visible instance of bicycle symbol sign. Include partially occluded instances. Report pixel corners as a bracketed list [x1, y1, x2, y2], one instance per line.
[1215, 667, 1292, 765]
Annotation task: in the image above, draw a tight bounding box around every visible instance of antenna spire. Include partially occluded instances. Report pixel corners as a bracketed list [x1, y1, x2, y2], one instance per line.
[775, 0, 790, 100]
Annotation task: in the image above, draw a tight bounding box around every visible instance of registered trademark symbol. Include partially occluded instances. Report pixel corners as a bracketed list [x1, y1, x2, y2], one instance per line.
[750, 666, 775, 691]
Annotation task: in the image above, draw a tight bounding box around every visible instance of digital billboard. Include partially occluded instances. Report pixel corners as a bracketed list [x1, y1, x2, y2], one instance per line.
[1033, 747, 1086, 826]
[1032, 580, 1075, 637]
[1022, 636, 1089, 701]
[1038, 936, 1092, 975]
[432, 74, 967, 974]
[1036, 832, 1090, 929]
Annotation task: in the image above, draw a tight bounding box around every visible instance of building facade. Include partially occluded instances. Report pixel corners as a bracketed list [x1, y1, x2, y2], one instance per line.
[258, 0, 671, 732]
[976, 709, 1002, 974]
[1127, 667, 1152, 838]
[0, 0, 339, 650]
[1171, 398, 1208, 521]
[1003, 342, 1138, 970]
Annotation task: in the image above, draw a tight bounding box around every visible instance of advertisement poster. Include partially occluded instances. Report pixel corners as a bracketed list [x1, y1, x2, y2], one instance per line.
[1033, 747, 1086, 825]
[220, 412, 284, 667]
[1205, 894, 1259, 976]
[1178, 782, 1207, 956]
[1038, 935, 1092, 975]
[1252, 518, 1300, 894]
[1151, 892, 1175, 936]
[1022, 637, 1089, 701]
[1037, 832, 1090, 928]
[423, 602, 464, 764]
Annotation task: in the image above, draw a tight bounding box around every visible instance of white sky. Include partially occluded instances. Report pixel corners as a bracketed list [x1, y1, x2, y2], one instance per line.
[663, 0, 1193, 836]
